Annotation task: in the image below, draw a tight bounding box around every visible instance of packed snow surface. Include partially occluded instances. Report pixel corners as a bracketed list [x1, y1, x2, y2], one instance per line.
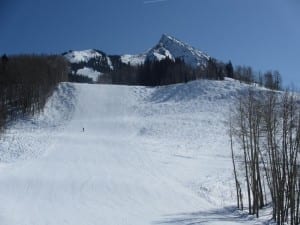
[76, 67, 102, 82]
[0, 79, 267, 225]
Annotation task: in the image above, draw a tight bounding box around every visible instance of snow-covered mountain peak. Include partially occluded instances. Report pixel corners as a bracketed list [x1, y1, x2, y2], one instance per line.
[146, 34, 210, 68]
[159, 34, 185, 48]
[63, 49, 114, 81]
[62, 34, 212, 82]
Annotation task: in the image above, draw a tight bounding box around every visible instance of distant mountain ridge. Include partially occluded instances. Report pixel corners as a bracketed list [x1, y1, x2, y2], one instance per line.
[62, 34, 210, 81]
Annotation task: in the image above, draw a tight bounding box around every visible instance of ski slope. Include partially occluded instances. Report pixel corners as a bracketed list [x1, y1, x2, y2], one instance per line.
[0, 79, 267, 225]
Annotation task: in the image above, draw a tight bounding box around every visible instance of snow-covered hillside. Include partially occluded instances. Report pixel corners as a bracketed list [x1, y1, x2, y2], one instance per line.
[121, 53, 146, 66]
[0, 79, 267, 225]
[63, 49, 104, 63]
[146, 34, 210, 67]
[63, 49, 113, 82]
[76, 67, 102, 82]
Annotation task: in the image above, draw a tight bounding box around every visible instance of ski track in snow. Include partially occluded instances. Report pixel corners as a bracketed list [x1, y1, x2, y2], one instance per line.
[0, 79, 269, 225]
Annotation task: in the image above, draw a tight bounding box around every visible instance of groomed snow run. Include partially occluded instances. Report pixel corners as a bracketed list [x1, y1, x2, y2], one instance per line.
[0, 79, 268, 225]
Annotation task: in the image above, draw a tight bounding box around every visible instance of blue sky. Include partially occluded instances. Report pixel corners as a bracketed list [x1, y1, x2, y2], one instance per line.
[1, 0, 300, 88]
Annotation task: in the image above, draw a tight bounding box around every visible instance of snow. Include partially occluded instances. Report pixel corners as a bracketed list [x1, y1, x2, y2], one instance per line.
[63, 35, 209, 72]
[152, 49, 173, 61]
[76, 67, 102, 82]
[0, 83, 76, 162]
[63, 34, 209, 70]
[0, 79, 268, 225]
[121, 54, 146, 66]
[64, 49, 103, 63]
[106, 56, 114, 70]
[147, 34, 210, 67]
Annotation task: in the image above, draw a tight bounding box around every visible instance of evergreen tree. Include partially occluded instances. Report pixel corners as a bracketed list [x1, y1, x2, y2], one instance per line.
[225, 60, 234, 78]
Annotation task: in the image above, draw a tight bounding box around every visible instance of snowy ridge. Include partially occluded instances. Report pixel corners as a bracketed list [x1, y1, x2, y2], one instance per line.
[63, 34, 210, 74]
[146, 34, 210, 67]
[63, 49, 113, 82]
[0, 79, 269, 225]
[63, 49, 103, 63]
[120, 54, 146, 66]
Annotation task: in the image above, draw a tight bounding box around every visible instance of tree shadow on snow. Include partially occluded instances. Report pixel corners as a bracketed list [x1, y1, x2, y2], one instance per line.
[154, 206, 270, 225]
